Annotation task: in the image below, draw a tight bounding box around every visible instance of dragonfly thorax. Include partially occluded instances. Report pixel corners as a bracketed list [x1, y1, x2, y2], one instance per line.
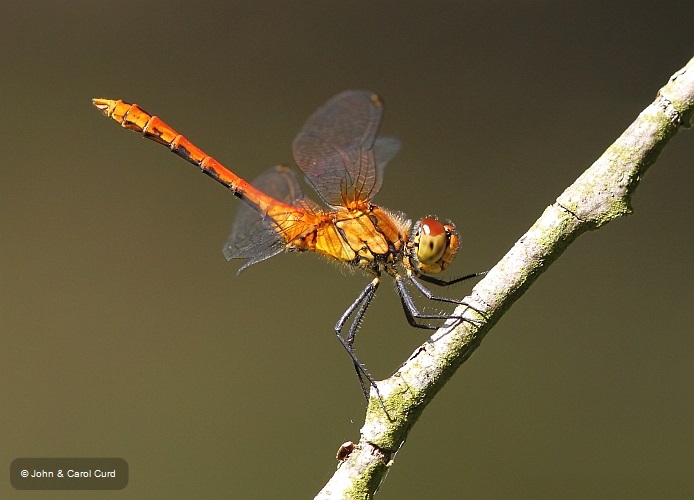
[326, 205, 412, 274]
[407, 217, 460, 275]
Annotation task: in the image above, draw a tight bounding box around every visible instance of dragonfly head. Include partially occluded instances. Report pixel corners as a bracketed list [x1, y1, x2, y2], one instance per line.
[410, 217, 460, 275]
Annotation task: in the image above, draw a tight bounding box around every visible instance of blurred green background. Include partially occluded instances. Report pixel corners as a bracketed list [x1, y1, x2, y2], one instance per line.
[2, 2, 693, 498]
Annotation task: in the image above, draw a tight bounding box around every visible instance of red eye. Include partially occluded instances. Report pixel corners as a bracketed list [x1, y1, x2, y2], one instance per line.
[420, 217, 445, 237]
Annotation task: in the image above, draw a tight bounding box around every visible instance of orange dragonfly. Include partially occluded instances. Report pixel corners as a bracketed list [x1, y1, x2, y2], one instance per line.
[93, 91, 482, 405]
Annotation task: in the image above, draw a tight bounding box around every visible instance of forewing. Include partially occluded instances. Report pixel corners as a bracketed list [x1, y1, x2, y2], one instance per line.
[222, 165, 306, 274]
[292, 90, 390, 207]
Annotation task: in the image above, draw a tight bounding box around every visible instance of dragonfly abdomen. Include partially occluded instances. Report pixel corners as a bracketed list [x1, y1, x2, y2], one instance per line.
[93, 100, 241, 188]
[92, 99, 299, 223]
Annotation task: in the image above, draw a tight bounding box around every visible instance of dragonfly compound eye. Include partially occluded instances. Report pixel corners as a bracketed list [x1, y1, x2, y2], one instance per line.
[416, 217, 448, 265]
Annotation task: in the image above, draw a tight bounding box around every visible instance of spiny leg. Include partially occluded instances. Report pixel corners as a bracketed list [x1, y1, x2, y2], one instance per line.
[418, 271, 488, 288]
[395, 274, 486, 329]
[346, 285, 377, 400]
[395, 277, 452, 329]
[415, 271, 487, 303]
[409, 271, 489, 319]
[334, 277, 385, 407]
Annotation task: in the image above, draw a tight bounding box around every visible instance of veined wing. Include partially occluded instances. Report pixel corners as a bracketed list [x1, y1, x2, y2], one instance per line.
[292, 90, 400, 208]
[223, 165, 320, 273]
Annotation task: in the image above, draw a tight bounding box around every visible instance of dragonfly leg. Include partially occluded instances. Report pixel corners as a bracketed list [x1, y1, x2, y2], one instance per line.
[417, 271, 487, 290]
[410, 271, 488, 318]
[395, 274, 485, 329]
[395, 276, 446, 329]
[334, 277, 384, 406]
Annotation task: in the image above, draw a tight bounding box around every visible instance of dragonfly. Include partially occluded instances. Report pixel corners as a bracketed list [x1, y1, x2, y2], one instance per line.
[92, 90, 483, 407]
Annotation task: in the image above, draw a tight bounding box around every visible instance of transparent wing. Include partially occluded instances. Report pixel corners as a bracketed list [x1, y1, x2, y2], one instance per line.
[292, 90, 399, 207]
[222, 165, 307, 274]
[371, 136, 401, 199]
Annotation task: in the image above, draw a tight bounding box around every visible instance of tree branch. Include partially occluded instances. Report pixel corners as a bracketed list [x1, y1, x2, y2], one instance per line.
[316, 55, 694, 499]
